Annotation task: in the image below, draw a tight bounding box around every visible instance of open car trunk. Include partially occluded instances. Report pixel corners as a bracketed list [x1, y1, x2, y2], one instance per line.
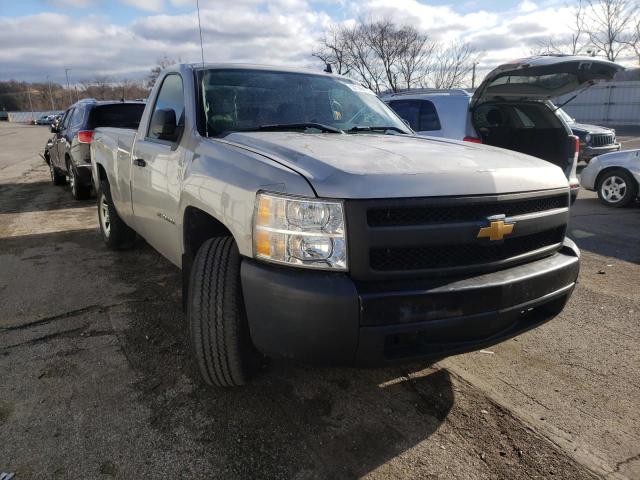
[472, 101, 573, 173]
[470, 55, 623, 175]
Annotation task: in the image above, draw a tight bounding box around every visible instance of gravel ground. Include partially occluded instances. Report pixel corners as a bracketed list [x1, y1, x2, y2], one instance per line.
[0, 122, 638, 479]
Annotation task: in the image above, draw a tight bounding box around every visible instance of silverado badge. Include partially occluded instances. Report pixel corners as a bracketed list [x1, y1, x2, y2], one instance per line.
[477, 217, 515, 241]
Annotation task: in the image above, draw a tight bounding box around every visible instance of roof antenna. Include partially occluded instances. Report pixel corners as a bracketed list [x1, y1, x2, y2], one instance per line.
[196, 0, 205, 67]
[324, 63, 333, 74]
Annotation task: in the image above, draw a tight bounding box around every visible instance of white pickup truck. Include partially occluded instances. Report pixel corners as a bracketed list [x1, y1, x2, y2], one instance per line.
[92, 64, 580, 387]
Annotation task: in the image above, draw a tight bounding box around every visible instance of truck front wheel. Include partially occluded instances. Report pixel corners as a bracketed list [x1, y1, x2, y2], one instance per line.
[97, 181, 136, 249]
[188, 237, 260, 387]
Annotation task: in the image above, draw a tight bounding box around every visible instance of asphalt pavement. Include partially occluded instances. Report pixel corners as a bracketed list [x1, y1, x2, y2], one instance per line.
[0, 122, 638, 479]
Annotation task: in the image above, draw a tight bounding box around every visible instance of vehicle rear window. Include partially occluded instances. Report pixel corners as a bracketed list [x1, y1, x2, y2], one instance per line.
[88, 104, 146, 129]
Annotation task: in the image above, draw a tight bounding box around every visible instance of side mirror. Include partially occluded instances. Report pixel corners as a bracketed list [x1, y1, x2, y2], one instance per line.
[150, 108, 177, 141]
[50, 124, 59, 133]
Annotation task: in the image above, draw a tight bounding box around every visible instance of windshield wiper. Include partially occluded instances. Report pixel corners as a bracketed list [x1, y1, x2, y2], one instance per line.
[347, 126, 408, 134]
[248, 123, 343, 134]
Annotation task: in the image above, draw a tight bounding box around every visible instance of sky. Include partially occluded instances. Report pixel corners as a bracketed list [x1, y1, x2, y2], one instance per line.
[0, 0, 634, 84]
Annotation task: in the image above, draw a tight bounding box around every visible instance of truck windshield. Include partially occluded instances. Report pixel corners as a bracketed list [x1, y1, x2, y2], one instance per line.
[198, 69, 410, 136]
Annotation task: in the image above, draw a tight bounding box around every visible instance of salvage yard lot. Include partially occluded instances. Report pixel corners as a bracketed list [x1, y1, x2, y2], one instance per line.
[0, 122, 638, 479]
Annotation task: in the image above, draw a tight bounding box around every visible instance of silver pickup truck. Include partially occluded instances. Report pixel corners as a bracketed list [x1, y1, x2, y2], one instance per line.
[92, 64, 580, 387]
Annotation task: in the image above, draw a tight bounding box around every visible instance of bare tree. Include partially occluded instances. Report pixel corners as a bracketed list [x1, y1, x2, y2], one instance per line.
[584, 0, 638, 61]
[363, 19, 408, 92]
[341, 22, 386, 93]
[312, 24, 351, 75]
[429, 43, 479, 89]
[313, 19, 442, 93]
[536, 0, 587, 55]
[147, 55, 179, 89]
[623, 18, 640, 64]
[397, 29, 437, 90]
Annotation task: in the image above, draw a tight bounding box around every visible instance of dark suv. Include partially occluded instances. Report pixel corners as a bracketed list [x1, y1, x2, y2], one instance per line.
[554, 106, 620, 163]
[48, 99, 145, 199]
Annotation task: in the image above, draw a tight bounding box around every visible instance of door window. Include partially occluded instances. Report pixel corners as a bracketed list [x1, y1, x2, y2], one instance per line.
[389, 100, 420, 131]
[148, 74, 185, 141]
[61, 109, 74, 129]
[70, 106, 85, 128]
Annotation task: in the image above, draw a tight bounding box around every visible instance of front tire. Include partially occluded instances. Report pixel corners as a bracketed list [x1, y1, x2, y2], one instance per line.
[597, 169, 637, 207]
[97, 181, 136, 249]
[49, 160, 66, 186]
[188, 237, 260, 387]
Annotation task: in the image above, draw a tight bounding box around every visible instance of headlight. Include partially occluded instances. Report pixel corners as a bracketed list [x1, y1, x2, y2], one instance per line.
[585, 134, 591, 143]
[253, 192, 347, 270]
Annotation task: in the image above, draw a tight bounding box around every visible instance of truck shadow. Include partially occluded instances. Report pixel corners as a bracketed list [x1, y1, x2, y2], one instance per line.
[107, 240, 455, 478]
[0, 180, 94, 214]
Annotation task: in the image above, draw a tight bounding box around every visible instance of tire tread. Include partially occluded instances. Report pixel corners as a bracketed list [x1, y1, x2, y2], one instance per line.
[189, 237, 255, 387]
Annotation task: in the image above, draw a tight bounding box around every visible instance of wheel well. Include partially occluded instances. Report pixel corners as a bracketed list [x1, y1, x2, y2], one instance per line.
[183, 207, 233, 261]
[96, 164, 108, 183]
[181, 207, 233, 312]
[595, 166, 635, 189]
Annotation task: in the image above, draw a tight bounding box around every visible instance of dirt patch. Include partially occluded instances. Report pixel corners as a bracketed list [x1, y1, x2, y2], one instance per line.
[0, 401, 14, 424]
[38, 358, 79, 379]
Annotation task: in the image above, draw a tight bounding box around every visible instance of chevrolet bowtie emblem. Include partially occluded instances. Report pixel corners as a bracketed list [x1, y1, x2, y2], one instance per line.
[477, 219, 515, 241]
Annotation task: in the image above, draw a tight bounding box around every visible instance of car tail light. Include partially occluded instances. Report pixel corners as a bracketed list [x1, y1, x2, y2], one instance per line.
[570, 135, 579, 161]
[463, 136, 482, 144]
[77, 130, 94, 143]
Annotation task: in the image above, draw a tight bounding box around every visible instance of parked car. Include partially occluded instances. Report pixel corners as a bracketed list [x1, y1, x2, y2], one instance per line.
[0, 111, 8, 122]
[383, 55, 625, 204]
[36, 114, 56, 125]
[580, 149, 639, 207]
[554, 106, 620, 163]
[92, 63, 580, 387]
[48, 99, 145, 199]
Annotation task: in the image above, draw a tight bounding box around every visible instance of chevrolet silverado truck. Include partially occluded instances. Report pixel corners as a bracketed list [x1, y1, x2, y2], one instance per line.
[91, 64, 580, 387]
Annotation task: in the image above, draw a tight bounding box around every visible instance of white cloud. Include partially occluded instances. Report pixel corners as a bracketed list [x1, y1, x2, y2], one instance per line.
[120, 0, 166, 12]
[0, 1, 636, 83]
[518, 0, 538, 13]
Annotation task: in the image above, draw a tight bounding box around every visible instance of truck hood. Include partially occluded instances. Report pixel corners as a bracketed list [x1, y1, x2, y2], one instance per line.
[221, 132, 569, 199]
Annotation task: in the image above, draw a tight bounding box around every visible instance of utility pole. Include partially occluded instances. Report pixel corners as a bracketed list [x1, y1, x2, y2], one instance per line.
[65, 68, 72, 106]
[46, 75, 55, 110]
[471, 62, 478, 89]
[26, 88, 35, 124]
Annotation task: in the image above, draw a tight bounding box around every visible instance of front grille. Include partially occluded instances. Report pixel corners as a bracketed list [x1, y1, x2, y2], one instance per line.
[367, 194, 568, 227]
[370, 227, 565, 271]
[590, 134, 614, 147]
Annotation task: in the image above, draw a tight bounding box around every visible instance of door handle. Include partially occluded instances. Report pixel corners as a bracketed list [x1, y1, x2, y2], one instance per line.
[134, 158, 146, 167]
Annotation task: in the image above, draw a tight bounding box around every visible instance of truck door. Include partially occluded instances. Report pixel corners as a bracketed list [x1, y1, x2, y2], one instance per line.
[130, 73, 186, 265]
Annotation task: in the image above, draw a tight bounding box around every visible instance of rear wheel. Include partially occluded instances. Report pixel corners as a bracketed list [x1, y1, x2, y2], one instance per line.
[49, 160, 66, 186]
[188, 237, 261, 387]
[68, 161, 90, 200]
[97, 181, 136, 249]
[597, 169, 637, 207]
